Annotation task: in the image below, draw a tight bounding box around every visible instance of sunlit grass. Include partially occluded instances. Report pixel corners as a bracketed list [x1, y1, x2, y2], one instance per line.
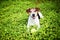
[0, 0, 59, 40]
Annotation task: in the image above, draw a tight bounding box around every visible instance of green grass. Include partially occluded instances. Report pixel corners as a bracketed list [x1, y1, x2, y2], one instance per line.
[0, 0, 60, 40]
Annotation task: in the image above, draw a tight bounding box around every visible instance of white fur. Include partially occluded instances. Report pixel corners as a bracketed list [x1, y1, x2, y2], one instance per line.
[27, 11, 43, 31]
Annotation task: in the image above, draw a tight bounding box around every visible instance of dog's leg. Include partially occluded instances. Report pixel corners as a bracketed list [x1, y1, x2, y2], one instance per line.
[37, 24, 40, 30]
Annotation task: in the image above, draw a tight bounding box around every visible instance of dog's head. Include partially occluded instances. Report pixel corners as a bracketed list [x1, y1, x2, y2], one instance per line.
[26, 8, 40, 19]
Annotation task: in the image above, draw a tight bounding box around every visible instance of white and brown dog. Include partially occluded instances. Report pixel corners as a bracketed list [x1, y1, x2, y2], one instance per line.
[26, 8, 43, 31]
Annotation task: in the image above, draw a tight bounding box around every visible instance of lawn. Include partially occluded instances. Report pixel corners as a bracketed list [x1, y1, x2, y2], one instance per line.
[0, 0, 60, 40]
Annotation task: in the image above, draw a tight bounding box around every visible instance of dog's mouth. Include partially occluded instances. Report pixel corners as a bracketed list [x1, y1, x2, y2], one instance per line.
[32, 16, 35, 19]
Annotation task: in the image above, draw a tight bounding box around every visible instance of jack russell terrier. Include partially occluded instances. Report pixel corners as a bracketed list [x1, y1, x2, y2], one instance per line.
[26, 8, 44, 31]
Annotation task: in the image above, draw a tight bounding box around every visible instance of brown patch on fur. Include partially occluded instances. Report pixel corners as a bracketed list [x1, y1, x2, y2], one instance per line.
[35, 8, 40, 12]
[26, 8, 31, 13]
[26, 8, 40, 13]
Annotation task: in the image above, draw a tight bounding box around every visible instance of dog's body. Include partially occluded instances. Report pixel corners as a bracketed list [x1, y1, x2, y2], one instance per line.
[26, 8, 43, 31]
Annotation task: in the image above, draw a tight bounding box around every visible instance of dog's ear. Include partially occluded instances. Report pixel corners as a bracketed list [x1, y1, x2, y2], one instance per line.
[37, 13, 40, 19]
[26, 8, 31, 13]
[35, 8, 40, 11]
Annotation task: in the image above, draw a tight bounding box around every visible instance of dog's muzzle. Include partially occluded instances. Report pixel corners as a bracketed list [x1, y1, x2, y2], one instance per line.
[32, 14, 35, 17]
[32, 14, 35, 19]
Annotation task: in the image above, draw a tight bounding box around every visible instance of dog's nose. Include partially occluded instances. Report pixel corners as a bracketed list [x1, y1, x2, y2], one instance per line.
[32, 14, 35, 17]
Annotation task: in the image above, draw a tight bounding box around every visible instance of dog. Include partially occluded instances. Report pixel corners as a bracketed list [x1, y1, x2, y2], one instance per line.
[26, 8, 44, 31]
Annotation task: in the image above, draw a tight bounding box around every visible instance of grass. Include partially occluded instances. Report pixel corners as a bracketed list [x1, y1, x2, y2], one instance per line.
[0, 0, 60, 40]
